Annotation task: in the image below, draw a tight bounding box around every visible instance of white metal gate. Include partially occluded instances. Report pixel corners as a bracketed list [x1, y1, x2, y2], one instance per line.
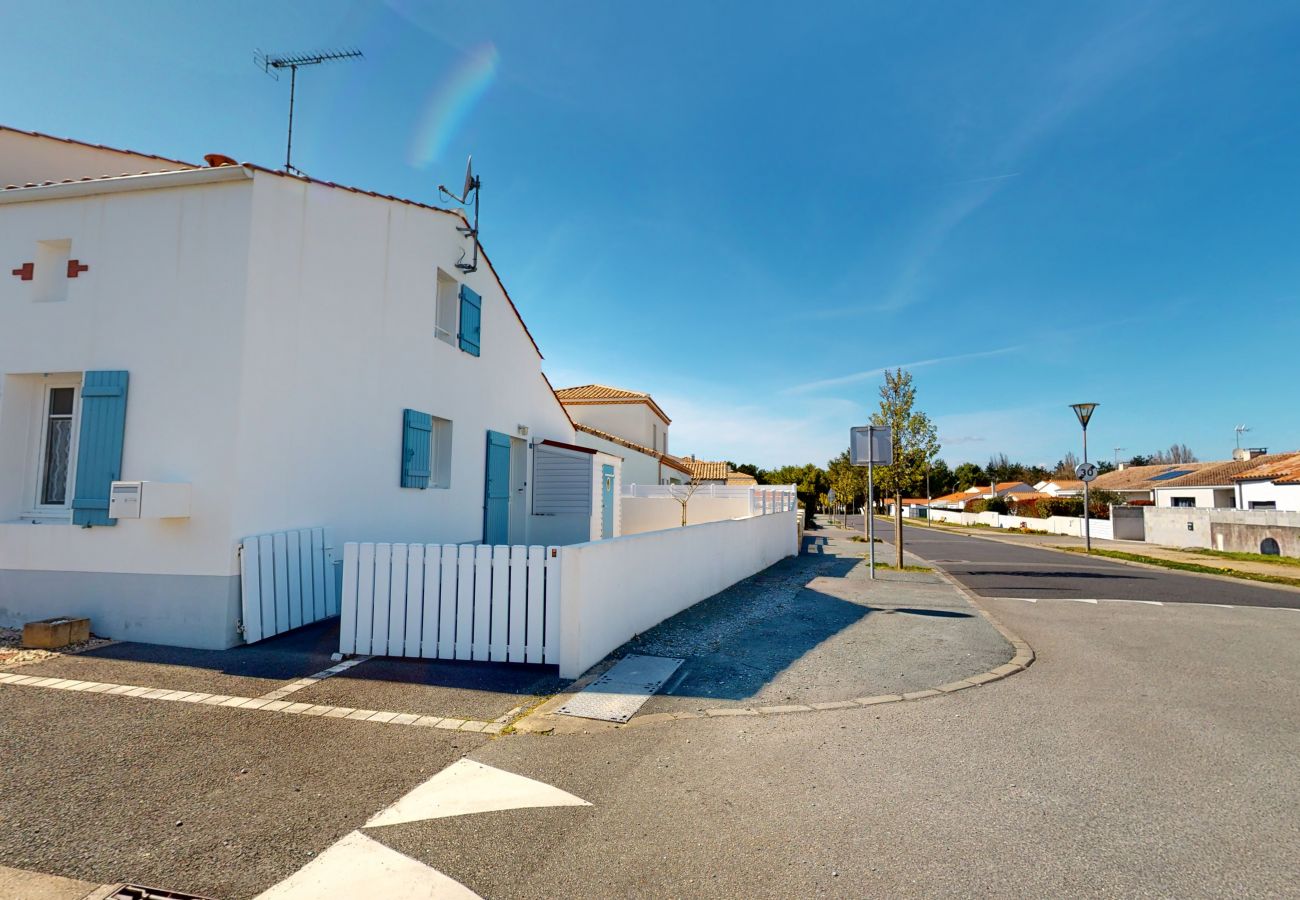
[339, 543, 559, 664]
[239, 527, 339, 643]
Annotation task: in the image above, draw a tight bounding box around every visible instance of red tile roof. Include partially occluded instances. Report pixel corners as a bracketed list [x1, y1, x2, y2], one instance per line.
[554, 384, 672, 425]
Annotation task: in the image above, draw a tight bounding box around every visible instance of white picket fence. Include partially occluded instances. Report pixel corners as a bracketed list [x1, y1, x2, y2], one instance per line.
[339, 543, 560, 664]
[239, 527, 339, 643]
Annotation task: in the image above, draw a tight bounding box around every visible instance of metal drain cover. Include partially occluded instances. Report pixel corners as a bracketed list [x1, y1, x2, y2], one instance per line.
[556, 654, 684, 723]
[106, 885, 218, 900]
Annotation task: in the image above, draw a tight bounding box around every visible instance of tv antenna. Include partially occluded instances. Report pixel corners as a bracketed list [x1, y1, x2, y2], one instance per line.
[439, 156, 481, 273]
[1113, 447, 1125, 466]
[1234, 424, 1251, 450]
[255, 47, 363, 176]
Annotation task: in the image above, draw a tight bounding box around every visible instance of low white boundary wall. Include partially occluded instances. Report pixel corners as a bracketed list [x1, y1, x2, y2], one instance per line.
[558, 509, 798, 678]
[621, 496, 752, 534]
[928, 508, 1114, 541]
[340, 509, 799, 679]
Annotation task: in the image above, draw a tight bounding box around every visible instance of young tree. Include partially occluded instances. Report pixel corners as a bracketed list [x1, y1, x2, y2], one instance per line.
[870, 369, 939, 568]
[666, 476, 704, 526]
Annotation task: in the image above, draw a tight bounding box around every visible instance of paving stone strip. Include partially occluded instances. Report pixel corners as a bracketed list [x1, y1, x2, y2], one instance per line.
[0, 670, 504, 734]
[252, 655, 372, 702]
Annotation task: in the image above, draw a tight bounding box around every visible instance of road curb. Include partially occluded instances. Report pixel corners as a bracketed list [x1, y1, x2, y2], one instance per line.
[514, 548, 1034, 732]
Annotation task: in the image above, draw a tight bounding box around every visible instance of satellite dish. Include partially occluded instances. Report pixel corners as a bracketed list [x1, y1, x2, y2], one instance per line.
[462, 156, 475, 201]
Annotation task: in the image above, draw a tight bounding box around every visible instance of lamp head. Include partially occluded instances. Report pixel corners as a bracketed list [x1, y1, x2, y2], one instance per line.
[1070, 402, 1098, 429]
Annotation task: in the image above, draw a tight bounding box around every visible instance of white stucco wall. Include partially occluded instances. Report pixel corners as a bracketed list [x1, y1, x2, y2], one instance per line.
[564, 402, 667, 451]
[1237, 480, 1300, 512]
[0, 177, 254, 577]
[1153, 487, 1235, 508]
[229, 174, 577, 550]
[557, 509, 798, 677]
[571, 429, 689, 486]
[620, 495, 752, 534]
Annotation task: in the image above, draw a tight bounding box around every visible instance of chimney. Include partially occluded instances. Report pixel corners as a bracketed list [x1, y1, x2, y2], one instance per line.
[1118, 462, 1128, 470]
[1233, 447, 1268, 461]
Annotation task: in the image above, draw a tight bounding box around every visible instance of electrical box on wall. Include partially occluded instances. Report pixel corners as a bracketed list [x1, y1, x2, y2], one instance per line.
[109, 482, 191, 519]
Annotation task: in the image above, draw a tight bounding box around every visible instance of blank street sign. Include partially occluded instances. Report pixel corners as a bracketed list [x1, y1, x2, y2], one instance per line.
[850, 425, 893, 466]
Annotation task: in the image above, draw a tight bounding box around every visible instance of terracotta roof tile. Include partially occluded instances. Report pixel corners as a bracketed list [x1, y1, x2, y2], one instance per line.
[554, 384, 671, 425]
[687, 460, 730, 481]
[1090, 462, 1212, 492]
[1155, 455, 1289, 488]
[1231, 452, 1300, 485]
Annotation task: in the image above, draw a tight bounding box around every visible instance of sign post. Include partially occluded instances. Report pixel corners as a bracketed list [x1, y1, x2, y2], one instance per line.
[1070, 403, 1099, 553]
[851, 425, 893, 580]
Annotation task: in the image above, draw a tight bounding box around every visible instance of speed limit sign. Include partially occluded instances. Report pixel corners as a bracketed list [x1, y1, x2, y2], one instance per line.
[1076, 462, 1099, 482]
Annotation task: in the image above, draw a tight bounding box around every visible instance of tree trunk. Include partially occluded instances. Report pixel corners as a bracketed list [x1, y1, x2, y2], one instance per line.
[895, 491, 904, 568]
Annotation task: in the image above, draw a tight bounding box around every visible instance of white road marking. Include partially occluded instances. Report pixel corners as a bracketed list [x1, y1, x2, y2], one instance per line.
[254, 830, 480, 899]
[1063, 598, 1099, 604]
[0, 672, 499, 731]
[1102, 599, 1163, 606]
[365, 759, 590, 828]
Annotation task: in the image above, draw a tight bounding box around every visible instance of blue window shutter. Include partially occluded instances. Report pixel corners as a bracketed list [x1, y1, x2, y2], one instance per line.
[401, 409, 433, 489]
[458, 285, 481, 357]
[71, 370, 129, 527]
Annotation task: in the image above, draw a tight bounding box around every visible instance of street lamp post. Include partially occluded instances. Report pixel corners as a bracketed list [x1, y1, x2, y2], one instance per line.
[1070, 402, 1098, 553]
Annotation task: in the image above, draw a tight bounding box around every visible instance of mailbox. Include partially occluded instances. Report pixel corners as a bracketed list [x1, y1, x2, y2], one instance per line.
[109, 481, 191, 519]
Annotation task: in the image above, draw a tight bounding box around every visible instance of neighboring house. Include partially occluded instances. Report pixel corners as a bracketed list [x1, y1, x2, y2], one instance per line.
[931, 482, 1034, 509]
[1089, 463, 1213, 504]
[0, 125, 617, 650]
[1034, 480, 1085, 497]
[570, 422, 693, 487]
[1150, 455, 1287, 509]
[555, 384, 691, 485]
[1232, 452, 1300, 511]
[684, 458, 757, 486]
[555, 384, 672, 454]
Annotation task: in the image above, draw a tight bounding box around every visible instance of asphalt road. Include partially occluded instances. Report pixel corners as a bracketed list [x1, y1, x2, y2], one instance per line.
[374, 589, 1300, 898]
[841, 515, 1300, 609]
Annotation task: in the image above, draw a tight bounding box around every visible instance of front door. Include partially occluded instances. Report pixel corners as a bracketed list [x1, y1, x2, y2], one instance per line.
[484, 430, 511, 544]
[600, 464, 615, 539]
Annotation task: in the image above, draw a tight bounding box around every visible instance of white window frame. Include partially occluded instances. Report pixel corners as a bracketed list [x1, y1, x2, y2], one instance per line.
[435, 269, 459, 346]
[23, 375, 82, 520]
[430, 416, 453, 488]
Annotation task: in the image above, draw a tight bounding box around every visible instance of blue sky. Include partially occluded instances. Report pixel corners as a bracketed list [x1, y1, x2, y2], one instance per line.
[6, 1, 1299, 469]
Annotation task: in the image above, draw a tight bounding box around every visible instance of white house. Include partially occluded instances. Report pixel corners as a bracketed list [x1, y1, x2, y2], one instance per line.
[1233, 453, 1300, 511]
[555, 384, 692, 486]
[0, 125, 618, 651]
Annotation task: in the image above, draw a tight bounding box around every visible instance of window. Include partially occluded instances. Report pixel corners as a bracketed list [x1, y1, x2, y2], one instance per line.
[1171, 497, 1196, 508]
[435, 269, 458, 345]
[399, 409, 452, 489]
[40, 387, 75, 505]
[1250, 501, 1277, 511]
[430, 417, 452, 488]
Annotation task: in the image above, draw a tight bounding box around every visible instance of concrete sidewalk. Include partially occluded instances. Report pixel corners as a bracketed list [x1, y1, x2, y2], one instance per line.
[528, 525, 1018, 727]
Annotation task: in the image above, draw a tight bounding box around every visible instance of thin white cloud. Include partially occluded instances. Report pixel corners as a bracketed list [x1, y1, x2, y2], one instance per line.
[783, 345, 1022, 395]
[940, 172, 1021, 187]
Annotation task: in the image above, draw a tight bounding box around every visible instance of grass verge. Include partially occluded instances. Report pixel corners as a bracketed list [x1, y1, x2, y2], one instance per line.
[860, 559, 933, 572]
[1188, 547, 1300, 569]
[1056, 547, 1300, 589]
